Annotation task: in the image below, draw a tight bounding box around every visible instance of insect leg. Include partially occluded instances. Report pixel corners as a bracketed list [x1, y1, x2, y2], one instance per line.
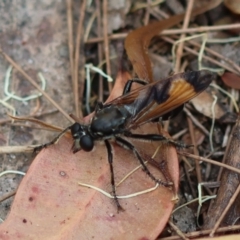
[140, 152, 177, 196]
[34, 126, 71, 152]
[115, 136, 173, 187]
[104, 140, 124, 212]
[124, 132, 193, 149]
[140, 152, 172, 182]
[122, 79, 148, 95]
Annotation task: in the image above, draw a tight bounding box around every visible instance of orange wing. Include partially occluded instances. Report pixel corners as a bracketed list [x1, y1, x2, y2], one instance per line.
[106, 70, 214, 129]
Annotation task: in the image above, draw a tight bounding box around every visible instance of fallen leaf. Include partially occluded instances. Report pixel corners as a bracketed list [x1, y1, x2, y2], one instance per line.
[125, 0, 222, 82]
[224, 0, 240, 14]
[0, 68, 180, 239]
[191, 89, 237, 124]
[221, 72, 240, 90]
[0, 124, 179, 240]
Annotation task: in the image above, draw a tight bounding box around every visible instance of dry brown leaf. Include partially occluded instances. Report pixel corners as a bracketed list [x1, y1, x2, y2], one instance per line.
[125, 0, 223, 82]
[0, 126, 179, 240]
[191, 90, 237, 124]
[224, 0, 240, 14]
[0, 69, 180, 239]
[221, 72, 240, 90]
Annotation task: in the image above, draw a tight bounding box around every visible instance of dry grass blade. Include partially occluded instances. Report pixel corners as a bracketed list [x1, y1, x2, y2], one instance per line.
[102, 0, 113, 92]
[174, 0, 194, 72]
[73, 0, 87, 118]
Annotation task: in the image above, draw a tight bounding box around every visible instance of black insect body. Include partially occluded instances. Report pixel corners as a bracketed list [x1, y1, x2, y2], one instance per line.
[35, 70, 214, 211]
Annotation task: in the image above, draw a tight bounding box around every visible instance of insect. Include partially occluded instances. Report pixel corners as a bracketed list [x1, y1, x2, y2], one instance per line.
[35, 70, 214, 211]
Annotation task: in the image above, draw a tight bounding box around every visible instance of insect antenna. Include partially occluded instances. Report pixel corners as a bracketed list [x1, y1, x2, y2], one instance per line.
[34, 126, 71, 153]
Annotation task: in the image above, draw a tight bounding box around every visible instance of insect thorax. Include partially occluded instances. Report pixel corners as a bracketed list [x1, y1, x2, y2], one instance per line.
[90, 105, 131, 136]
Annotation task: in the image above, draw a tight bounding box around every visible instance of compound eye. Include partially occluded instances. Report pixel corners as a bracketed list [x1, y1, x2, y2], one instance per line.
[70, 123, 81, 135]
[80, 135, 94, 152]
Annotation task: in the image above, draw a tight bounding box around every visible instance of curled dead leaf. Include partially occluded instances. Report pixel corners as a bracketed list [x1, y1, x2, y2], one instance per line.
[125, 0, 223, 82]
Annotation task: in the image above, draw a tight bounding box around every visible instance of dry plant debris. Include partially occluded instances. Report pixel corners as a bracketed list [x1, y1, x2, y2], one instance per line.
[0, 0, 240, 239]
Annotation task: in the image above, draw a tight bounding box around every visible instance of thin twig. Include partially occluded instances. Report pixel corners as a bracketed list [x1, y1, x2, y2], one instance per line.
[168, 220, 189, 240]
[0, 109, 58, 125]
[96, 0, 104, 102]
[174, 0, 194, 72]
[0, 190, 17, 203]
[188, 39, 240, 74]
[210, 184, 240, 237]
[74, 0, 87, 118]
[0, 48, 73, 123]
[102, 0, 113, 92]
[160, 224, 240, 240]
[66, 0, 74, 94]
[184, 107, 209, 136]
[30, 98, 41, 116]
[161, 36, 240, 75]
[179, 152, 240, 175]
[143, 0, 151, 26]
[85, 23, 240, 44]
[187, 116, 202, 184]
[0, 145, 35, 153]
